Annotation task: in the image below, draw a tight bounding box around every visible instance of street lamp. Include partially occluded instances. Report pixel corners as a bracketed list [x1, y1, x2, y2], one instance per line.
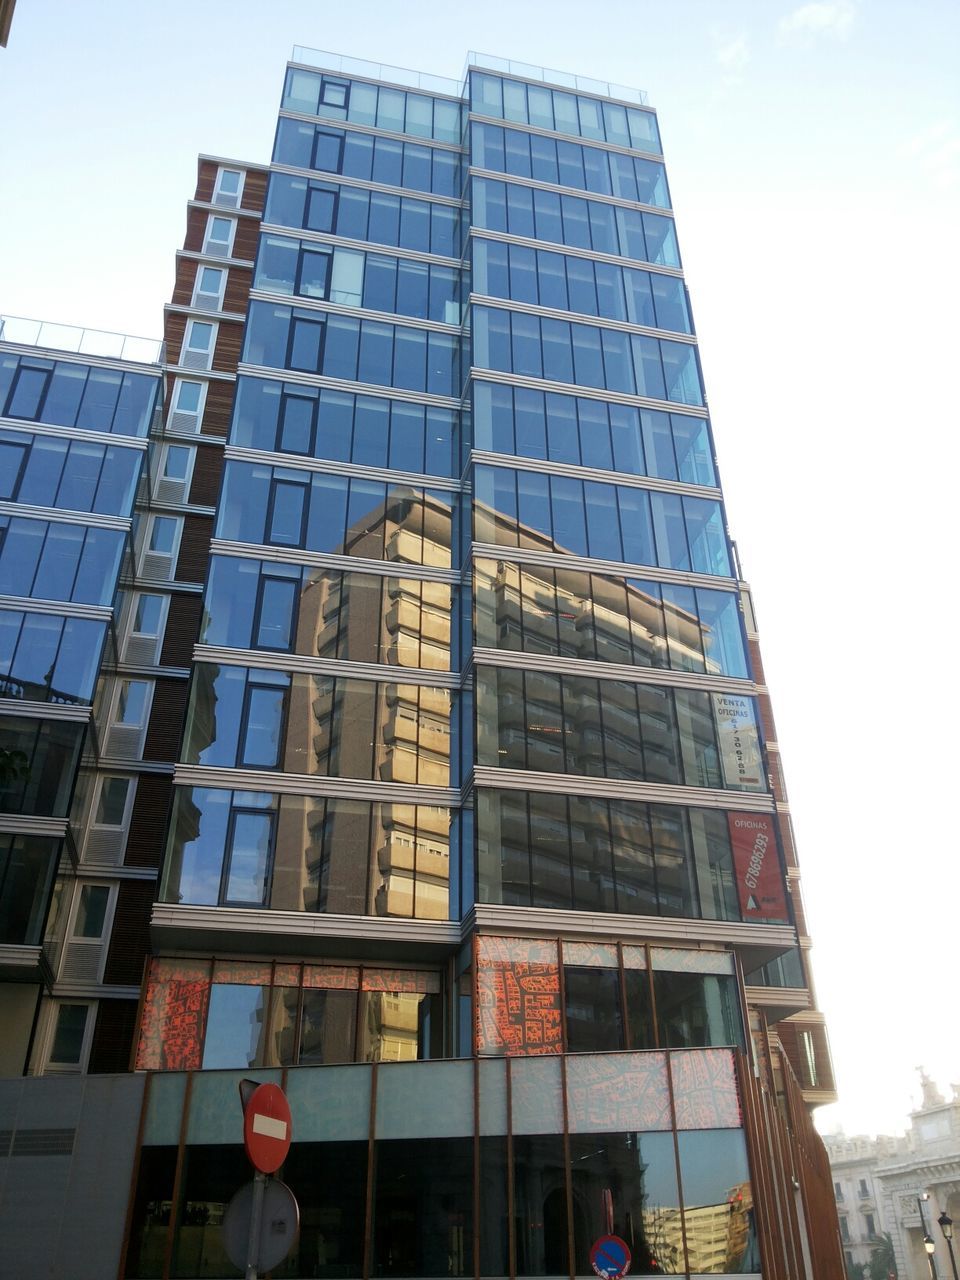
[918, 1195, 939, 1280]
[937, 1212, 959, 1280]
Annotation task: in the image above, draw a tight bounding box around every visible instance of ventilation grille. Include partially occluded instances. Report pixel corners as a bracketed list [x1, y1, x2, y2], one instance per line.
[192, 292, 220, 312]
[168, 408, 201, 433]
[9, 1129, 76, 1157]
[139, 551, 174, 581]
[204, 239, 229, 258]
[60, 941, 105, 984]
[179, 348, 212, 370]
[123, 634, 161, 667]
[154, 476, 188, 505]
[213, 189, 241, 209]
[83, 827, 126, 867]
[104, 723, 145, 759]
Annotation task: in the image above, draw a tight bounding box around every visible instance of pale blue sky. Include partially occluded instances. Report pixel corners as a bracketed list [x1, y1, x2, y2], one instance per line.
[2, 0, 958, 1135]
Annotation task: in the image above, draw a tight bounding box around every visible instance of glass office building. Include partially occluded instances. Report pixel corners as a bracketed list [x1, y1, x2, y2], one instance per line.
[0, 51, 843, 1280]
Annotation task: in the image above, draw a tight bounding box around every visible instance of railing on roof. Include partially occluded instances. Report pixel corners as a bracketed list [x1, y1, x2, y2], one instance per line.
[288, 47, 650, 108]
[290, 47, 463, 97]
[0, 315, 163, 365]
[466, 51, 648, 105]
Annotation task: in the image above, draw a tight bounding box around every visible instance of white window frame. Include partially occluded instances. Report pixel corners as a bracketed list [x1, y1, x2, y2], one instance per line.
[191, 263, 227, 312]
[123, 590, 170, 663]
[112, 677, 153, 731]
[182, 319, 217, 370]
[91, 773, 137, 833]
[39, 999, 96, 1074]
[213, 166, 245, 208]
[146, 513, 183, 557]
[168, 377, 207, 433]
[202, 214, 236, 257]
[159, 441, 196, 489]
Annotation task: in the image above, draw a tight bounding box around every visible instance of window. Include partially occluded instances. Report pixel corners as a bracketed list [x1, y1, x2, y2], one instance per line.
[115, 679, 151, 727]
[168, 378, 206, 432]
[839, 1218, 850, 1242]
[73, 883, 111, 938]
[124, 591, 167, 663]
[192, 265, 226, 311]
[202, 215, 235, 257]
[182, 320, 216, 369]
[147, 514, 179, 556]
[858, 1179, 869, 1198]
[160, 445, 193, 494]
[93, 776, 133, 828]
[213, 167, 244, 208]
[320, 77, 349, 108]
[834, 1181, 844, 1202]
[45, 1001, 92, 1072]
[864, 1212, 875, 1237]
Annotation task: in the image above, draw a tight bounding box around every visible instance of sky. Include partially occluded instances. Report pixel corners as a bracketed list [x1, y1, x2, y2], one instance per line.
[1, 0, 958, 1136]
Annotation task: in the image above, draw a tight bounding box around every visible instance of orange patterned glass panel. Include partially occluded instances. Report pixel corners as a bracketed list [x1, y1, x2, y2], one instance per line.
[273, 963, 302, 987]
[212, 959, 273, 985]
[670, 1048, 742, 1129]
[650, 947, 733, 975]
[361, 968, 440, 993]
[135, 958, 211, 1071]
[565, 1052, 671, 1132]
[476, 935, 562, 1057]
[562, 940, 618, 968]
[302, 964, 360, 990]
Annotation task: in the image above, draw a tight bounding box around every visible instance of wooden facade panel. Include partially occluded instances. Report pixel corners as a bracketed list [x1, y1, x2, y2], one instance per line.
[201, 381, 234, 438]
[126, 773, 174, 869]
[188, 444, 224, 508]
[223, 266, 252, 315]
[195, 160, 219, 204]
[748, 639, 766, 685]
[164, 313, 187, 366]
[170, 257, 196, 308]
[242, 169, 268, 213]
[175, 514, 214, 582]
[232, 216, 260, 262]
[183, 206, 208, 254]
[160, 593, 204, 669]
[212, 322, 244, 373]
[88, 999, 141, 1075]
[143, 678, 189, 761]
[103, 880, 157, 987]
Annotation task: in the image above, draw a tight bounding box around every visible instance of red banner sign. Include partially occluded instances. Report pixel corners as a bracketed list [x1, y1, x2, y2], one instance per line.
[727, 813, 789, 922]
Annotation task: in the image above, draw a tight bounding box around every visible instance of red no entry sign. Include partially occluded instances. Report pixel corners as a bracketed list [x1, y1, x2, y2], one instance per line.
[241, 1082, 292, 1174]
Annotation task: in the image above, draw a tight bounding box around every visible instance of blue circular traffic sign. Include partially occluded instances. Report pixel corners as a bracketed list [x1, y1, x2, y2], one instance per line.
[590, 1234, 632, 1280]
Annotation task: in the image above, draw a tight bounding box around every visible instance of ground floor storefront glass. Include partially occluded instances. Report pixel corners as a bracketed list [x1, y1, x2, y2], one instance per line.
[124, 1050, 758, 1278]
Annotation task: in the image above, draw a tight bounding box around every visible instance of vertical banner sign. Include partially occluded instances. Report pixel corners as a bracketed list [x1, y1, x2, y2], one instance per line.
[711, 694, 764, 790]
[727, 813, 789, 921]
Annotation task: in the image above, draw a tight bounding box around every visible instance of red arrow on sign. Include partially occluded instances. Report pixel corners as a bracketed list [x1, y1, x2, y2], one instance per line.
[242, 1082, 292, 1174]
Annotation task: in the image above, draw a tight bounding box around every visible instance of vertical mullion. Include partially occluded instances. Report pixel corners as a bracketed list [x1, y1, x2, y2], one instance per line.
[161, 1069, 195, 1280]
[559, 1053, 575, 1280]
[506, 1056, 516, 1280]
[362, 1060, 378, 1280]
[664, 1049, 691, 1279]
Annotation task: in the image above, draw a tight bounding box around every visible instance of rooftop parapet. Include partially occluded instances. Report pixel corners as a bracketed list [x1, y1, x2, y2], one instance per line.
[0, 314, 162, 366]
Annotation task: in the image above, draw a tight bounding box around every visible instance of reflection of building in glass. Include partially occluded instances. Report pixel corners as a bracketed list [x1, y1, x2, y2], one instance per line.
[0, 50, 845, 1280]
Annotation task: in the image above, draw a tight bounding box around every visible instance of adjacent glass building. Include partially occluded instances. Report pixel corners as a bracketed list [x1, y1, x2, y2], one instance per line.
[0, 49, 843, 1280]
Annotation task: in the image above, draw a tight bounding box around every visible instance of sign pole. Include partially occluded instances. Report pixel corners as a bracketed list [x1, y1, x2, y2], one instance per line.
[245, 1169, 267, 1280]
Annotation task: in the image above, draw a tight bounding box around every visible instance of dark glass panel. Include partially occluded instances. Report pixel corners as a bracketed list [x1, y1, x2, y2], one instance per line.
[569, 1131, 682, 1276]
[564, 966, 623, 1051]
[513, 1134, 569, 1277]
[623, 969, 656, 1049]
[676, 1130, 758, 1273]
[372, 1138, 473, 1277]
[654, 971, 743, 1048]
